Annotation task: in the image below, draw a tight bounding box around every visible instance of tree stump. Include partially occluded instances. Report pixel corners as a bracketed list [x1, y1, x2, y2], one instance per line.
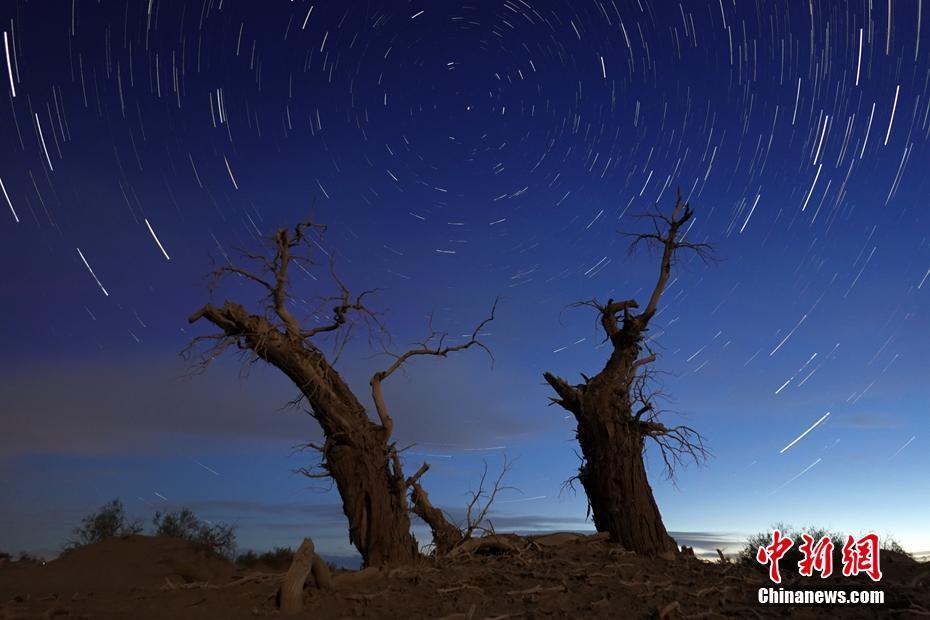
[279, 537, 317, 614]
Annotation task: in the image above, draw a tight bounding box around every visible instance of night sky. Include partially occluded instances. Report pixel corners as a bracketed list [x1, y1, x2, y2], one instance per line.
[1, 0, 928, 562]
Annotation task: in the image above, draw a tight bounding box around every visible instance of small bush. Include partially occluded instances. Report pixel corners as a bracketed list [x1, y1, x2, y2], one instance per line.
[235, 550, 260, 567]
[153, 508, 236, 559]
[236, 546, 294, 569]
[880, 536, 913, 559]
[259, 546, 295, 567]
[16, 552, 42, 564]
[68, 499, 143, 549]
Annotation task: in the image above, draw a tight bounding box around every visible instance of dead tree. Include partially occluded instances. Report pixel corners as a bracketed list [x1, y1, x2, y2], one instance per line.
[543, 190, 712, 555]
[187, 221, 496, 567]
[410, 457, 514, 555]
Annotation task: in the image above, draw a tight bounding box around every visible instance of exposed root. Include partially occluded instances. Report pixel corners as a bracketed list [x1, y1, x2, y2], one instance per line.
[527, 532, 585, 547]
[334, 566, 383, 589]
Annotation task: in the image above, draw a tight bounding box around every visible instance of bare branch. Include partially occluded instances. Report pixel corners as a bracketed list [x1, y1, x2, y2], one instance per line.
[543, 372, 581, 412]
[301, 258, 382, 339]
[407, 471, 464, 555]
[632, 353, 657, 369]
[624, 188, 717, 324]
[295, 467, 332, 480]
[640, 420, 710, 480]
[405, 462, 430, 488]
[463, 458, 516, 539]
[567, 297, 640, 342]
[270, 229, 304, 338]
[369, 298, 498, 437]
[180, 333, 238, 374]
[212, 264, 274, 293]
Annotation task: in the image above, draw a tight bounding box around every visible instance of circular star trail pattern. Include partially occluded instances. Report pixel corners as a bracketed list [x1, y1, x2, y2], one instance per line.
[1, 1, 929, 554]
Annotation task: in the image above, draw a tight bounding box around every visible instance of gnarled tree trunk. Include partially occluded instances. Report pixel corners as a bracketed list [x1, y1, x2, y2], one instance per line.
[544, 192, 711, 555]
[324, 431, 419, 566]
[191, 301, 419, 565]
[574, 383, 677, 554]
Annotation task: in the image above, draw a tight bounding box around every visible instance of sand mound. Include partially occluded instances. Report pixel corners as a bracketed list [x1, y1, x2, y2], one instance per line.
[2, 535, 234, 596]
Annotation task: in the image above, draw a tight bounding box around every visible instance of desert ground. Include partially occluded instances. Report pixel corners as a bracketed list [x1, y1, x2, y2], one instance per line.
[1, 533, 927, 619]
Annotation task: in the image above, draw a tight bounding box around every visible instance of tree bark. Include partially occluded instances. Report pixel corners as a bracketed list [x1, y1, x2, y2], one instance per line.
[325, 436, 419, 567]
[574, 392, 677, 555]
[548, 336, 677, 556]
[190, 302, 419, 566]
[409, 480, 464, 554]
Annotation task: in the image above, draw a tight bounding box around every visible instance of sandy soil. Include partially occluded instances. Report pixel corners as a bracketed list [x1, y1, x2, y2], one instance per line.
[1, 534, 927, 619]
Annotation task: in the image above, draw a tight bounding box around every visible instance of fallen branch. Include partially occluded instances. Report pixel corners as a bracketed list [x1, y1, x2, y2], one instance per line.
[162, 573, 282, 590]
[448, 534, 527, 558]
[437, 584, 485, 594]
[505, 584, 566, 596]
[528, 532, 585, 547]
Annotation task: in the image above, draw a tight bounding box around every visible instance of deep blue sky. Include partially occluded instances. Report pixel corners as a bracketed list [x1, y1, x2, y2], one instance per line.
[1, 0, 928, 562]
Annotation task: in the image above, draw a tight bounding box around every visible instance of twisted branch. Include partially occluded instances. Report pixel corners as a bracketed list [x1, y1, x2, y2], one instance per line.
[370, 298, 498, 437]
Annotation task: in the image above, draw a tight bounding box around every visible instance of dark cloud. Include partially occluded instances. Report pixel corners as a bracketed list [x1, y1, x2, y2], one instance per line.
[179, 499, 346, 524]
[0, 354, 545, 456]
[0, 357, 312, 455]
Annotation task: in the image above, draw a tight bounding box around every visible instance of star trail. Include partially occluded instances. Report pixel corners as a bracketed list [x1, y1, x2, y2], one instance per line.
[1, 1, 928, 560]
